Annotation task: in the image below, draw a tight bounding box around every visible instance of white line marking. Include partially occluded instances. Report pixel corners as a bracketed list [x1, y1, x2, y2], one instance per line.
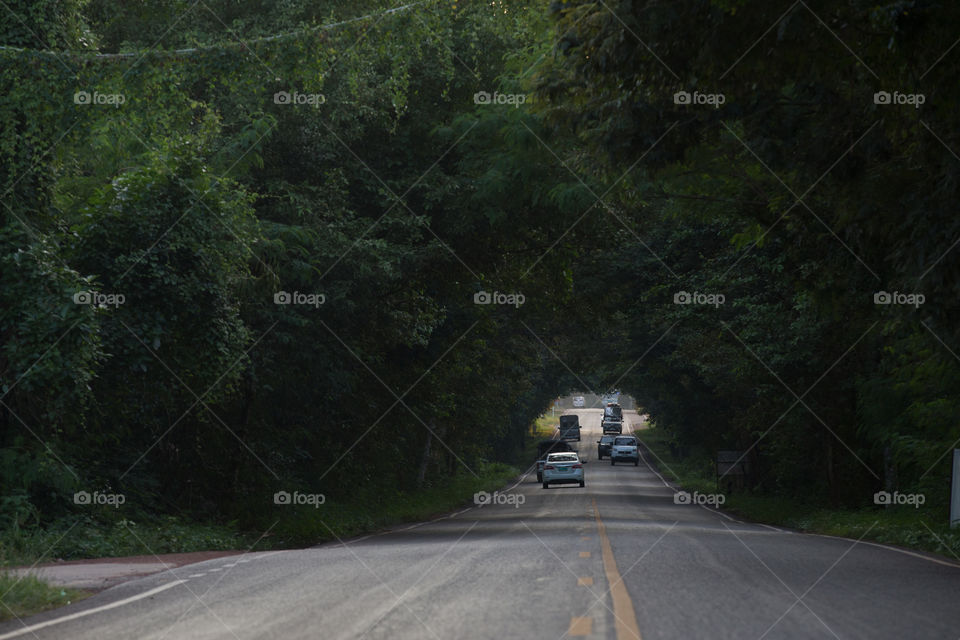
[632, 428, 779, 529]
[631, 430, 960, 567]
[0, 580, 186, 639]
[806, 533, 960, 569]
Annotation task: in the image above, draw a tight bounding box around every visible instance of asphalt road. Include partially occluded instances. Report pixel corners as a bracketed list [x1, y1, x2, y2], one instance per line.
[3, 408, 960, 639]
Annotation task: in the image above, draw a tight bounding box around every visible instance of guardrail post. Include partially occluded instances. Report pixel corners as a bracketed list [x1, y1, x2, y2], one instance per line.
[951, 450, 960, 528]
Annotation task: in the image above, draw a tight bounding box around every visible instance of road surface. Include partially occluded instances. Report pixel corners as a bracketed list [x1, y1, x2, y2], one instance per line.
[3, 408, 959, 639]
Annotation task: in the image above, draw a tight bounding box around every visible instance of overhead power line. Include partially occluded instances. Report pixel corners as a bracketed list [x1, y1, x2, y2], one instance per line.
[0, 1, 426, 61]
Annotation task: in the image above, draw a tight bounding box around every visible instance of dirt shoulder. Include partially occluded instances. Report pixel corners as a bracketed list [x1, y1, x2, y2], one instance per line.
[8, 550, 244, 591]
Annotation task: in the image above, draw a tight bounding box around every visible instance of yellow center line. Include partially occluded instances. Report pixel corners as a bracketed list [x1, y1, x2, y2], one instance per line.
[569, 616, 593, 636]
[578, 576, 594, 586]
[579, 551, 591, 558]
[593, 498, 643, 640]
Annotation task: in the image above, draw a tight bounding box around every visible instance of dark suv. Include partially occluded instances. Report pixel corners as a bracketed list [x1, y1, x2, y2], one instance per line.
[558, 414, 581, 441]
[601, 418, 622, 434]
[597, 434, 617, 459]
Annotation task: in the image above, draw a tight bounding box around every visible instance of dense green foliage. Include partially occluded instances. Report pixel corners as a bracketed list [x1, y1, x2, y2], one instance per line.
[535, 0, 960, 509]
[1, 0, 577, 551]
[2, 0, 959, 557]
[641, 426, 960, 557]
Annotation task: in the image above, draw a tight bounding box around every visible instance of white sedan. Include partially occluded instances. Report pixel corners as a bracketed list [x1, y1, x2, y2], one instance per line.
[542, 452, 585, 488]
[610, 436, 639, 466]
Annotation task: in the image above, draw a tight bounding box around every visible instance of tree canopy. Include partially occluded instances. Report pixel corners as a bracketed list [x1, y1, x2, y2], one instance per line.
[2, 0, 959, 541]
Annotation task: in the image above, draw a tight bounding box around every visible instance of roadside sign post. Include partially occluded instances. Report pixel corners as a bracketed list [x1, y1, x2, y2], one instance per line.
[951, 450, 960, 529]
[716, 450, 749, 494]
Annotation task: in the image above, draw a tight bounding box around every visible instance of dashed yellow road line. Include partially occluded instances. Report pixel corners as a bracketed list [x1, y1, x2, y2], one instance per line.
[579, 551, 591, 558]
[569, 616, 593, 636]
[578, 577, 594, 586]
[593, 498, 643, 640]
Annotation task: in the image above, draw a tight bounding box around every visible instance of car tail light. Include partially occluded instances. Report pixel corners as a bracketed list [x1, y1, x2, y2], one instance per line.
[573, 464, 582, 469]
[544, 465, 554, 470]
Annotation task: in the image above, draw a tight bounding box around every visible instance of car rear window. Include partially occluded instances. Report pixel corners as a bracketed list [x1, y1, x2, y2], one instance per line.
[548, 453, 578, 462]
[614, 437, 636, 446]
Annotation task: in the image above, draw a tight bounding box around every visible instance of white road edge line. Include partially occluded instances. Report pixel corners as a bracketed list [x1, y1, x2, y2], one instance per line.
[0, 580, 187, 640]
[808, 533, 960, 569]
[632, 428, 775, 529]
[631, 428, 960, 569]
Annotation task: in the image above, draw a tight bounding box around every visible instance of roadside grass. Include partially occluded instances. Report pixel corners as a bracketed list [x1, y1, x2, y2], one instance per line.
[638, 426, 960, 560]
[0, 440, 534, 623]
[267, 461, 520, 547]
[0, 516, 250, 567]
[0, 573, 84, 622]
[532, 414, 559, 438]
[1, 461, 524, 566]
[518, 414, 561, 461]
[0, 461, 523, 622]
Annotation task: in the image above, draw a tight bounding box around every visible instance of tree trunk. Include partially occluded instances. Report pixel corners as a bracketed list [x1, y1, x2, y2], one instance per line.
[417, 424, 434, 487]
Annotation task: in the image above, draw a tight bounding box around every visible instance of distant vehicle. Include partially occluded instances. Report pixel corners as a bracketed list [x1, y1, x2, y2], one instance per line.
[558, 414, 581, 441]
[535, 440, 574, 482]
[603, 404, 622, 421]
[601, 417, 622, 434]
[601, 421, 622, 434]
[542, 452, 584, 488]
[597, 434, 617, 459]
[602, 392, 620, 405]
[572, 396, 585, 408]
[602, 403, 623, 434]
[610, 436, 639, 466]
